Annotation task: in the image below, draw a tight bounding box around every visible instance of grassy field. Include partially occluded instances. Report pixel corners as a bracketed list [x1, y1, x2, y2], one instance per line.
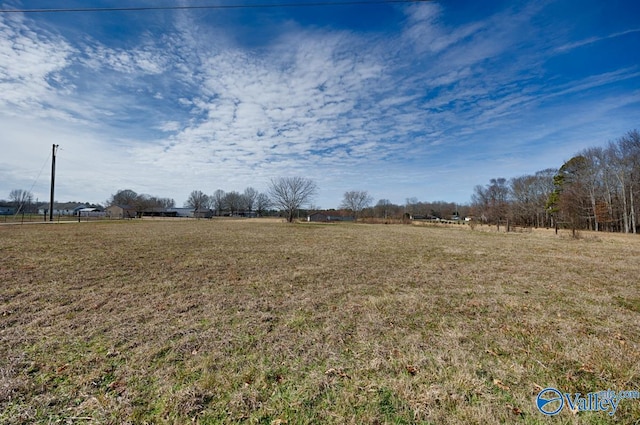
[1, 219, 639, 424]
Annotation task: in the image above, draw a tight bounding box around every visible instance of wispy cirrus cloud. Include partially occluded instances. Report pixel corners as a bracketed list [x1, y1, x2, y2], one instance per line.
[555, 28, 640, 53]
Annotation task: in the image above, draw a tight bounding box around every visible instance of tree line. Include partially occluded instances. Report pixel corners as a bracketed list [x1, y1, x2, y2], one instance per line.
[107, 189, 176, 212]
[358, 198, 469, 221]
[2, 181, 470, 223]
[183, 187, 272, 217]
[7, 130, 637, 231]
[107, 177, 316, 222]
[471, 130, 640, 234]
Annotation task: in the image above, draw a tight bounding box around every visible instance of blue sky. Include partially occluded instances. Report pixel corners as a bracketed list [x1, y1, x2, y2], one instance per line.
[1, 0, 639, 208]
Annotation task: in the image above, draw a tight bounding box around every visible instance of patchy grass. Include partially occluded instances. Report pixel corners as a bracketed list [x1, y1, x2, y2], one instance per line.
[1, 220, 639, 424]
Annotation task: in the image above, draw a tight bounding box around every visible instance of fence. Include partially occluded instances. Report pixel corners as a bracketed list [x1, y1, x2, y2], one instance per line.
[1, 212, 107, 224]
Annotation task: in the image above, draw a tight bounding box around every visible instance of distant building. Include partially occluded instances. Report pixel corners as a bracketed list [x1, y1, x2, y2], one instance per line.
[194, 208, 214, 219]
[238, 211, 258, 218]
[77, 207, 106, 218]
[141, 208, 178, 217]
[105, 205, 136, 219]
[408, 214, 440, 221]
[37, 202, 87, 216]
[0, 206, 15, 215]
[166, 208, 194, 218]
[307, 211, 355, 222]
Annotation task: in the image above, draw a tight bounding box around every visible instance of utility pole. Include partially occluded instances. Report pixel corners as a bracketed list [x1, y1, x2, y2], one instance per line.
[49, 144, 59, 222]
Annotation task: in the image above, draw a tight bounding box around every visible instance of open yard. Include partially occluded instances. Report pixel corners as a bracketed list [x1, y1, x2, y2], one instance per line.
[1, 220, 639, 424]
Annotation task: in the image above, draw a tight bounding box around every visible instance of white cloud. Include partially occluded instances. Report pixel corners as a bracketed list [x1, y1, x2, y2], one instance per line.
[0, 13, 75, 116]
[129, 26, 392, 180]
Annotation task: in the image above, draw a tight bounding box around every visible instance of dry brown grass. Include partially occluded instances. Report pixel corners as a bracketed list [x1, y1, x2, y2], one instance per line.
[1, 220, 639, 424]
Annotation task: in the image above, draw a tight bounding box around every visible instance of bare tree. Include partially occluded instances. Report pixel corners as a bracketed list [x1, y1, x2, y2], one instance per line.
[375, 199, 392, 219]
[185, 190, 209, 211]
[577, 147, 612, 232]
[607, 141, 633, 233]
[255, 192, 272, 216]
[509, 175, 536, 226]
[268, 177, 317, 222]
[627, 131, 640, 233]
[341, 190, 373, 221]
[135, 194, 155, 213]
[506, 169, 556, 228]
[223, 191, 244, 216]
[405, 197, 419, 215]
[533, 168, 557, 228]
[134, 195, 174, 212]
[211, 189, 226, 216]
[243, 187, 258, 212]
[471, 178, 509, 227]
[9, 189, 33, 213]
[107, 189, 174, 216]
[547, 156, 592, 237]
[617, 130, 640, 233]
[157, 197, 176, 209]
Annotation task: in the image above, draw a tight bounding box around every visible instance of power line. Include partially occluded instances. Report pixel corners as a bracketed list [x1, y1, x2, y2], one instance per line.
[11, 149, 52, 218]
[0, 0, 432, 14]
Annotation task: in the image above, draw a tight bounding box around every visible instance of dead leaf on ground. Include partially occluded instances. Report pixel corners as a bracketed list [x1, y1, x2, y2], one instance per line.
[493, 379, 510, 391]
[614, 333, 626, 345]
[107, 380, 125, 392]
[325, 368, 350, 379]
[579, 364, 595, 373]
[406, 365, 418, 376]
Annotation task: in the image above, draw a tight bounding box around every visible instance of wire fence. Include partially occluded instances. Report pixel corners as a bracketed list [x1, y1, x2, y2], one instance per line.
[0, 212, 108, 224]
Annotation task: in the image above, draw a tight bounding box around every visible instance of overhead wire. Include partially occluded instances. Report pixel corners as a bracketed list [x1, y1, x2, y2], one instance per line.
[12, 149, 52, 217]
[1, 0, 432, 14]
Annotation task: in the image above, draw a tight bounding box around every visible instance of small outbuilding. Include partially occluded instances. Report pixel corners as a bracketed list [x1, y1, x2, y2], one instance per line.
[141, 208, 178, 217]
[105, 204, 136, 219]
[194, 208, 214, 219]
[166, 208, 194, 218]
[77, 207, 105, 218]
[307, 211, 355, 222]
